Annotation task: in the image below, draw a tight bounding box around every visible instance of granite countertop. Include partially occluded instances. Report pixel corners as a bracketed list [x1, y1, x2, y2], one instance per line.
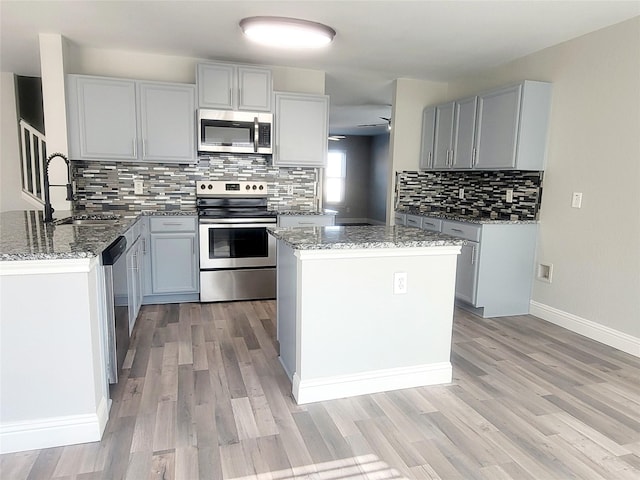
[0, 210, 197, 262]
[268, 225, 465, 250]
[275, 209, 337, 216]
[396, 209, 538, 224]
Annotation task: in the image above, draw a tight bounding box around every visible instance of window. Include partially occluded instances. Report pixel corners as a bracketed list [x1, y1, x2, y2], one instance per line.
[325, 150, 346, 204]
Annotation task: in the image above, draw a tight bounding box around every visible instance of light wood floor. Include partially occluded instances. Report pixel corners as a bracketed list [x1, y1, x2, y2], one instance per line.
[2, 301, 639, 479]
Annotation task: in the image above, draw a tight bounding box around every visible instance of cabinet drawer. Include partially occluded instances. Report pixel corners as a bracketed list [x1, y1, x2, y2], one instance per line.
[442, 221, 481, 242]
[150, 216, 196, 232]
[405, 214, 422, 228]
[394, 212, 406, 226]
[421, 217, 442, 232]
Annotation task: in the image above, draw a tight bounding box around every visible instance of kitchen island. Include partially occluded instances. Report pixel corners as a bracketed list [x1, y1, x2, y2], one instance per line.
[268, 225, 464, 404]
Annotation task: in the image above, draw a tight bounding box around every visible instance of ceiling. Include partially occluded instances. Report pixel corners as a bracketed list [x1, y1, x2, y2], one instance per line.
[1, 1, 638, 136]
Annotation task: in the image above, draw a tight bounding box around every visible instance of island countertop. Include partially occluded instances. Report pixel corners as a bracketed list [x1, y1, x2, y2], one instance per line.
[268, 225, 466, 250]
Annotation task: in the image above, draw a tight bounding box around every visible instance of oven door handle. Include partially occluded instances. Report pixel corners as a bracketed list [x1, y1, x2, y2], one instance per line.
[199, 218, 277, 225]
[254, 117, 259, 153]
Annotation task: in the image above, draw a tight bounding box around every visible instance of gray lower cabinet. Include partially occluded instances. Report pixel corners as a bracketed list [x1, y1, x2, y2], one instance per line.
[405, 214, 422, 228]
[124, 219, 144, 333]
[142, 216, 199, 304]
[440, 219, 537, 317]
[394, 212, 406, 226]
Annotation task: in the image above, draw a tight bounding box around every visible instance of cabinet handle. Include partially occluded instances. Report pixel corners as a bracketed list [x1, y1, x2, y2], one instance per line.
[143, 139, 147, 158]
[162, 222, 183, 226]
[142, 238, 146, 255]
[428, 151, 432, 168]
[132, 138, 137, 157]
[451, 228, 464, 233]
[472, 147, 477, 166]
[450, 149, 455, 167]
[471, 245, 477, 265]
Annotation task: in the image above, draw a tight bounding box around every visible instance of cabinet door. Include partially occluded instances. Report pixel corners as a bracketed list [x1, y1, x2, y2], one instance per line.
[127, 236, 143, 333]
[475, 84, 522, 169]
[139, 82, 196, 163]
[238, 67, 272, 112]
[273, 93, 329, 167]
[433, 102, 454, 169]
[419, 107, 436, 170]
[278, 215, 335, 227]
[151, 233, 198, 294]
[455, 240, 479, 305]
[197, 63, 236, 109]
[72, 76, 138, 160]
[452, 96, 477, 169]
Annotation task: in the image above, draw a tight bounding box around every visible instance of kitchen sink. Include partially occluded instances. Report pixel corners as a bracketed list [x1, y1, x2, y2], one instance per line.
[58, 218, 121, 226]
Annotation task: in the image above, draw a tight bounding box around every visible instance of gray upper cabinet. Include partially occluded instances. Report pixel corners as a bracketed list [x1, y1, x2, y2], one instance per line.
[67, 75, 196, 163]
[419, 106, 436, 170]
[273, 92, 329, 167]
[138, 82, 196, 163]
[452, 96, 478, 169]
[433, 102, 454, 169]
[197, 62, 272, 111]
[420, 80, 551, 171]
[474, 81, 551, 170]
[67, 76, 138, 160]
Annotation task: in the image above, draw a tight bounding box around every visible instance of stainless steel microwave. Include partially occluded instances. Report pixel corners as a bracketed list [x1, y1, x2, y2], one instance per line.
[197, 109, 272, 155]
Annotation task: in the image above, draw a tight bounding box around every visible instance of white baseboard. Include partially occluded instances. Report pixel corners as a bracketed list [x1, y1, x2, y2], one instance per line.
[0, 397, 109, 454]
[530, 301, 640, 358]
[292, 362, 452, 404]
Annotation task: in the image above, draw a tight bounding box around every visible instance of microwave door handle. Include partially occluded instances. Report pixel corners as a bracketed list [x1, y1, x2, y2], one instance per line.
[254, 117, 259, 153]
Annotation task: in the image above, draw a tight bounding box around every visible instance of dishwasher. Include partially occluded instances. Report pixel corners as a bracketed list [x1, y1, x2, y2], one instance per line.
[101, 236, 129, 384]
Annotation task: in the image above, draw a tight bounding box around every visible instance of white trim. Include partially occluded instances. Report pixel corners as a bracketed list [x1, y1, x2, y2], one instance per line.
[292, 362, 452, 404]
[296, 245, 461, 261]
[0, 257, 97, 276]
[530, 301, 640, 358]
[0, 398, 109, 454]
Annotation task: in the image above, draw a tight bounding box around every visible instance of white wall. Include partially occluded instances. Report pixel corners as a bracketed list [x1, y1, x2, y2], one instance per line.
[448, 17, 640, 342]
[67, 45, 325, 94]
[387, 78, 447, 224]
[0, 73, 32, 212]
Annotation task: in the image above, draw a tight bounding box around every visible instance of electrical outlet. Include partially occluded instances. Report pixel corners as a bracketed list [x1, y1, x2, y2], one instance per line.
[571, 192, 583, 208]
[286, 184, 294, 195]
[458, 188, 465, 200]
[393, 272, 407, 294]
[134, 179, 144, 195]
[506, 189, 514, 203]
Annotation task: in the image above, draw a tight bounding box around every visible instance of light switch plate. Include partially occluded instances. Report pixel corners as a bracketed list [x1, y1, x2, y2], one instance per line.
[571, 192, 583, 208]
[506, 189, 514, 203]
[134, 179, 144, 195]
[286, 185, 294, 195]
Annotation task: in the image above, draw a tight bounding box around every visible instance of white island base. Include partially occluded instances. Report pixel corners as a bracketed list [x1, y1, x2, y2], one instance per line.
[276, 242, 460, 404]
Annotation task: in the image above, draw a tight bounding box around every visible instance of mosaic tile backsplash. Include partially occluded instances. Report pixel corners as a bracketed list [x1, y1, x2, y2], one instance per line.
[72, 155, 319, 214]
[396, 170, 543, 220]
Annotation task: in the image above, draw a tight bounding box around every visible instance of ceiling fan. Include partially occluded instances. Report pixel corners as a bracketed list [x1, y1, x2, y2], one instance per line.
[357, 116, 392, 130]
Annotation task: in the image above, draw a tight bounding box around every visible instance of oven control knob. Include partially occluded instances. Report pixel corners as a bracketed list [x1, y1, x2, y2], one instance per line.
[207, 184, 213, 189]
[252, 185, 257, 190]
[259, 185, 264, 190]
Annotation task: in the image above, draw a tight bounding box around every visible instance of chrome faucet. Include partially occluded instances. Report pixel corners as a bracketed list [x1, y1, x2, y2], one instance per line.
[43, 152, 74, 222]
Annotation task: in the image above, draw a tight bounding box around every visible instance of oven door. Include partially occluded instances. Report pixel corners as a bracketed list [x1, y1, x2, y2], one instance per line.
[199, 220, 276, 269]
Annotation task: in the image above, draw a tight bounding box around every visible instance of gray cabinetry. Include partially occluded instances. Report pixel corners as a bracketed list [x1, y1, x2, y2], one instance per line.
[277, 215, 335, 227]
[197, 62, 272, 111]
[67, 75, 196, 163]
[273, 92, 329, 167]
[124, 218, 144, 333]
[67, 76, 138, 160]
[394, 212, 406, 226]
[442, 219, 538, 317]
[420, 217, 442, 232]
[452, 96, 478, 169]
[474, 81, 551, 170]
[405, 214, 422, 228]
[420, 80, 551, 171]
[433, 102, 454, 169]
[138, 82, 196, 163]
[419, 107, 436, 169]
[143, 216, 199, 304]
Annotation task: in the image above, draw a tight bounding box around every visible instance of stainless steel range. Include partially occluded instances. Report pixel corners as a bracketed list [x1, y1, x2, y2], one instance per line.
[196, 180, 276, 302]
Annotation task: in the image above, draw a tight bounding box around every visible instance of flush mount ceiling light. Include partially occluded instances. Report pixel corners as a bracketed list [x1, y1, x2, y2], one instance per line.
[239, 16, 336, 49]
